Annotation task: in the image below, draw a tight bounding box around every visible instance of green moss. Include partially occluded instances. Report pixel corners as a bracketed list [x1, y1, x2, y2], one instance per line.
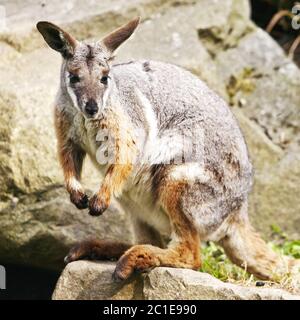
[226, 67, 258, 106]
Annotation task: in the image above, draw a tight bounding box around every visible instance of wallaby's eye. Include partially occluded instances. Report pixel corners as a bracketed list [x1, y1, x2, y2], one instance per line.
[69, 74, 80, 84]
[100, 75, 108, 85]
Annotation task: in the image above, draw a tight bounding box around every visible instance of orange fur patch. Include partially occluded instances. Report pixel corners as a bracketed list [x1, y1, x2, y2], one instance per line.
[55, 108, 81, 190]
[98, 107, 137, 198]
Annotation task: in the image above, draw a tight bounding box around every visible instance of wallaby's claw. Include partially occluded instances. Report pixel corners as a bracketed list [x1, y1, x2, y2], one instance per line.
[64, 249, 82, 264]
[64, 254, 73, 264]
[112, 266, 130, 282]
[70, 192, 89, 210]
[88, 194, 109, 216]
[112, 246, 160, 282]
[112, 252, 134, 282]
[64, 242, 90, 264]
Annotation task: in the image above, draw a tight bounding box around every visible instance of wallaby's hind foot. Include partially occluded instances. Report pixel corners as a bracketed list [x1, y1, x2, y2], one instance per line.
[113, 242, 201, 282]
[219, 216, 299, 281]
[64, 238, 131, 264]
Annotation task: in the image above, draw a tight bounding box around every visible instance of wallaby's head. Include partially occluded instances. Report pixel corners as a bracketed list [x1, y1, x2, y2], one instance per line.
[37, 18, 140, 118]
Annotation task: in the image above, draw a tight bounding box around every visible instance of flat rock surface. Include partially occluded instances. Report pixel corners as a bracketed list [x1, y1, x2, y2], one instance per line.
[52, 261, 300, 300]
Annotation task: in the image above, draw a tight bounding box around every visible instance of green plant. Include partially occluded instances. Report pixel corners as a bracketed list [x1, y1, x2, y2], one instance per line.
[272, 240, 300, 259]
[200, 242, 252, 282]
[200, 238, 300, 284]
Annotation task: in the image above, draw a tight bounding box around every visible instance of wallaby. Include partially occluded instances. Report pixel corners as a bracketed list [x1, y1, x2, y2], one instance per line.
[37, 17, 299, 282]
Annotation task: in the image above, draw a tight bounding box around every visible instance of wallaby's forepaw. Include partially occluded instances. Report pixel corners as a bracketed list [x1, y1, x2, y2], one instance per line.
[70, 191, 89, 209]
[112, 245, 160, 282]
[88, 194, 109, 216]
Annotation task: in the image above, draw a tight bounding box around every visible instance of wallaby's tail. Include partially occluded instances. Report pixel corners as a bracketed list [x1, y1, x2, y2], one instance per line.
[219, 214, 300, 281]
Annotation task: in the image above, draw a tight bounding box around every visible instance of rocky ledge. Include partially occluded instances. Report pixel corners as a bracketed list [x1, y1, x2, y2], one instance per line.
[52, 261, 300, 300]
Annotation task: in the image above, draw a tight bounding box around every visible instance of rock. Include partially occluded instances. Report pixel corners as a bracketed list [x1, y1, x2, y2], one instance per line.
[249, 150, 300, 239]
[0, 47, 61, 198]
[232, 110, 300, 238]
[233, 109, 284, 171]
[52, 261, 300, 300]
[0, 187, 136, 270]
[214, 28, 300, 149]
[0, 0, 201, 52]
[117, 0, 237, 96]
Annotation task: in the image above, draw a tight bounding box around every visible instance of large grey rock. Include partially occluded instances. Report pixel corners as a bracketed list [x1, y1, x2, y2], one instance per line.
[0, 50, 61, 198]
[0, 0, 200, 52]
[52, 261, 300, 300]
[232, 110, 300, 239]
[0, 187, 136, 270]
[214, 28, 300, 149]
[249, 150, 300, 239]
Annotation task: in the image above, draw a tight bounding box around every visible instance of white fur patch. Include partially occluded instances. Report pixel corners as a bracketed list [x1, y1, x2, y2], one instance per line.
[169, 163, 209, 182]
[135, 87, 188, 165]
[102, 78, 112, 110]
[135, 87, 158, 146]
[65, 74, 81, 112]
[147, 134, 185, 165]
[68, 177, 82, 192]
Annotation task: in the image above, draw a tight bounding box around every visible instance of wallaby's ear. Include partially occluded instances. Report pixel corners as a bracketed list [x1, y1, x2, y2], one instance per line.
[36, 21, 77, 58]
[101, 17, 140, 53]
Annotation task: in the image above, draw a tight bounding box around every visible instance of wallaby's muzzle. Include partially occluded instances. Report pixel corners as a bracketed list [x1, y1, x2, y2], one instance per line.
[85, 99, 98, 117]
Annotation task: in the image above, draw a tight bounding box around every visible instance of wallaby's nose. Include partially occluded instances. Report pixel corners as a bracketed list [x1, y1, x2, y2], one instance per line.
[85, 99, 98, 116]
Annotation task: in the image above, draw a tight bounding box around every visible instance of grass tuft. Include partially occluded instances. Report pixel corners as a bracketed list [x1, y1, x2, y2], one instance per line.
[200, 238, 300, 292]
[200, 242, 252, 283]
